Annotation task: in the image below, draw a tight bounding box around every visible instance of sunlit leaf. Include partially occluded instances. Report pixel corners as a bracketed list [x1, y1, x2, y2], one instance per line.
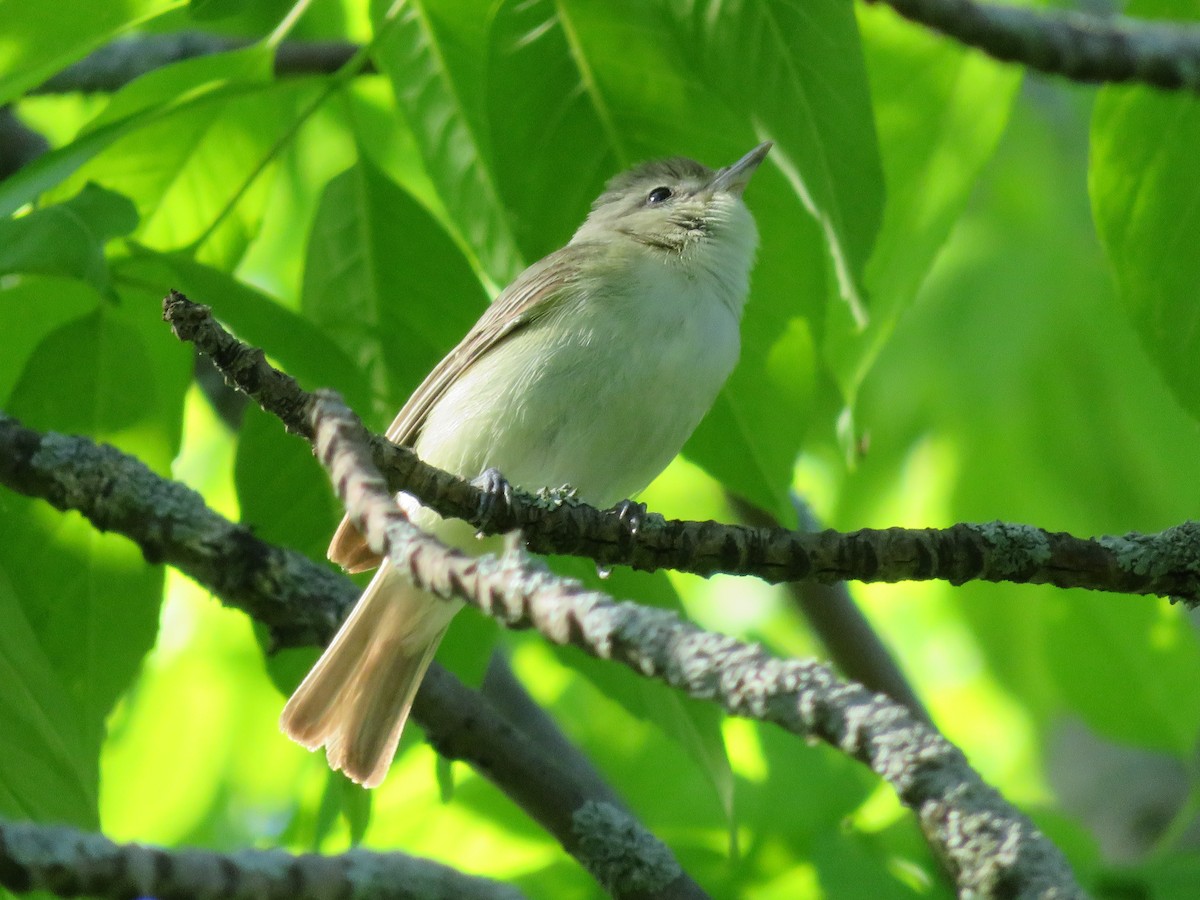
[49, 47, 309, 267]
[0, 0, 183, 106]
[0, 47, 276, 232]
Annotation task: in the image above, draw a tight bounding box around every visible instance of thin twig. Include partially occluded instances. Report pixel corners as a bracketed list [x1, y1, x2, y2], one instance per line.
[163, 290, 1200, 605]
[870, 0, 1200, 92]
[309, 389, 1084, 898]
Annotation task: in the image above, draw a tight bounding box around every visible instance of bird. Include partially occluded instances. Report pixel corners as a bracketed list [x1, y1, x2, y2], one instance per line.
[280, 142, 771, 787]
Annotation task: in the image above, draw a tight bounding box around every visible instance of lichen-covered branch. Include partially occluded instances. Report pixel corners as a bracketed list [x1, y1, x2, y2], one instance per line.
[0, 817, 523, 900]
[309, 390, 1084, 898]
[871, 0, 1200, 92]
[0, 411, 707, 900]
[164, 290, 1200, 605]
[0, 410, 349, 650]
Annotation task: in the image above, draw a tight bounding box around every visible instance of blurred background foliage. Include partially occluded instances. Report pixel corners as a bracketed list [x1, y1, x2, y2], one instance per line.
[1, 0, 1199, 896]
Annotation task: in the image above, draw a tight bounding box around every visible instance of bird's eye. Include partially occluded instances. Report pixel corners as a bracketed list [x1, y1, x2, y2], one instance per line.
[646, 186, 673, 205]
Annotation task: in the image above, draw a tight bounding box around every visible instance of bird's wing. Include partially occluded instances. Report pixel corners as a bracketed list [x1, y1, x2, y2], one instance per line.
[328, 246, 585, 571]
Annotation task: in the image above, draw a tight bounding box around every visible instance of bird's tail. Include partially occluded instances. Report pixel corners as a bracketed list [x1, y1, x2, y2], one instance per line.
[280, 565, 459, 787]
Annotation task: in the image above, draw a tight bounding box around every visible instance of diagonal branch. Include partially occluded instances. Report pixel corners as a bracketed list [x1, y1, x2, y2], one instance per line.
[0, 816, 524, 900]
[0, 410, 349, 650]
[308, 389, 1084, 898]
[0, 411, 706, 900]
[870, 0, 1200, 92]
[163, 290, 1200, 605]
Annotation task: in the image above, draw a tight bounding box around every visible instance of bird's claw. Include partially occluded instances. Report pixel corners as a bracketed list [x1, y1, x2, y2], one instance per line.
[471, 467, 514, 532]
[612, 498, 650, 535]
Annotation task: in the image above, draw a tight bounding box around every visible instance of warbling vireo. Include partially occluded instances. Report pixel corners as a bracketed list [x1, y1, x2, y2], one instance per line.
[281, 142, 771, 786]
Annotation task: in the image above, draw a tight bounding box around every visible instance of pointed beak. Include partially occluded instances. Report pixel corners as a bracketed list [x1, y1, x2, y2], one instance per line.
[711, 141, 772, 196]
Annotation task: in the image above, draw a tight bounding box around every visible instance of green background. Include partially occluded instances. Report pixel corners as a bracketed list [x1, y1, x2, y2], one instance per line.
[1, 0, 1199, 895]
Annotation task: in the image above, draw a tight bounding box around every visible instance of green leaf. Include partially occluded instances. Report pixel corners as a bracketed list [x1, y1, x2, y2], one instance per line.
[432, 603, 499, 691]
[0, 278, 103, 405]
[235, 404, 342, 563]
[0, 46, 276, 230]
[371, 0, 526, 284]
[189, 0, 247, 20]
[0, 307, 182, 754]
[88, 44, 272, 127]
[1109, 852, 1200, 899]
[0, 184, 137, 295]
[688, 304, 819, 521]
[0, 115, 148, 220]
[1090, 87, 1200, 422]
[0, 0, 183, 106]
[0, 570, 98, 827]
[9, 308, 158, 438]
[481, 0, 620, 262]
[118, 249, 372, 412]
[0, 281, 189, 841]
[51, 47, 305, 266]
[301, 159, 487, 419]
[665, 0, 884, 321]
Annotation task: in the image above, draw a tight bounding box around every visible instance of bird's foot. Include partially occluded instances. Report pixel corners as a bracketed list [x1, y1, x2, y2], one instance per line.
[471, 467, 514, 532]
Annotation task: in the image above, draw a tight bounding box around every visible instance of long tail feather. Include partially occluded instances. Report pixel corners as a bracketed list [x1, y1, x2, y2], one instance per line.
[280, 565, 459, 787]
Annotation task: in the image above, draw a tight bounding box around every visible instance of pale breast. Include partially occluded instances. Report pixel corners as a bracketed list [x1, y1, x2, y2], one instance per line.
[415, 252, 744, 507]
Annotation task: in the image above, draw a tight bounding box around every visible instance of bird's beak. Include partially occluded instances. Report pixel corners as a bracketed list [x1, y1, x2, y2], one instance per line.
[711, 142, 772, 196]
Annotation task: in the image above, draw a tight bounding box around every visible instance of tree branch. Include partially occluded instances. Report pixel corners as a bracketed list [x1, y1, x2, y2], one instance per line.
[308, 389, 1084, 897]
[870, 0, 1200, 92]
[31, 32, 367, 95]
[163, 290, 1200, 605]
[0, 106, 49, 181]
[0, 409, 349, 650]
[25, 8, 1200, 99]
[0, 390, 1085, 894]
[0, 817, 523, 900]
[0, 411, 706, 900]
